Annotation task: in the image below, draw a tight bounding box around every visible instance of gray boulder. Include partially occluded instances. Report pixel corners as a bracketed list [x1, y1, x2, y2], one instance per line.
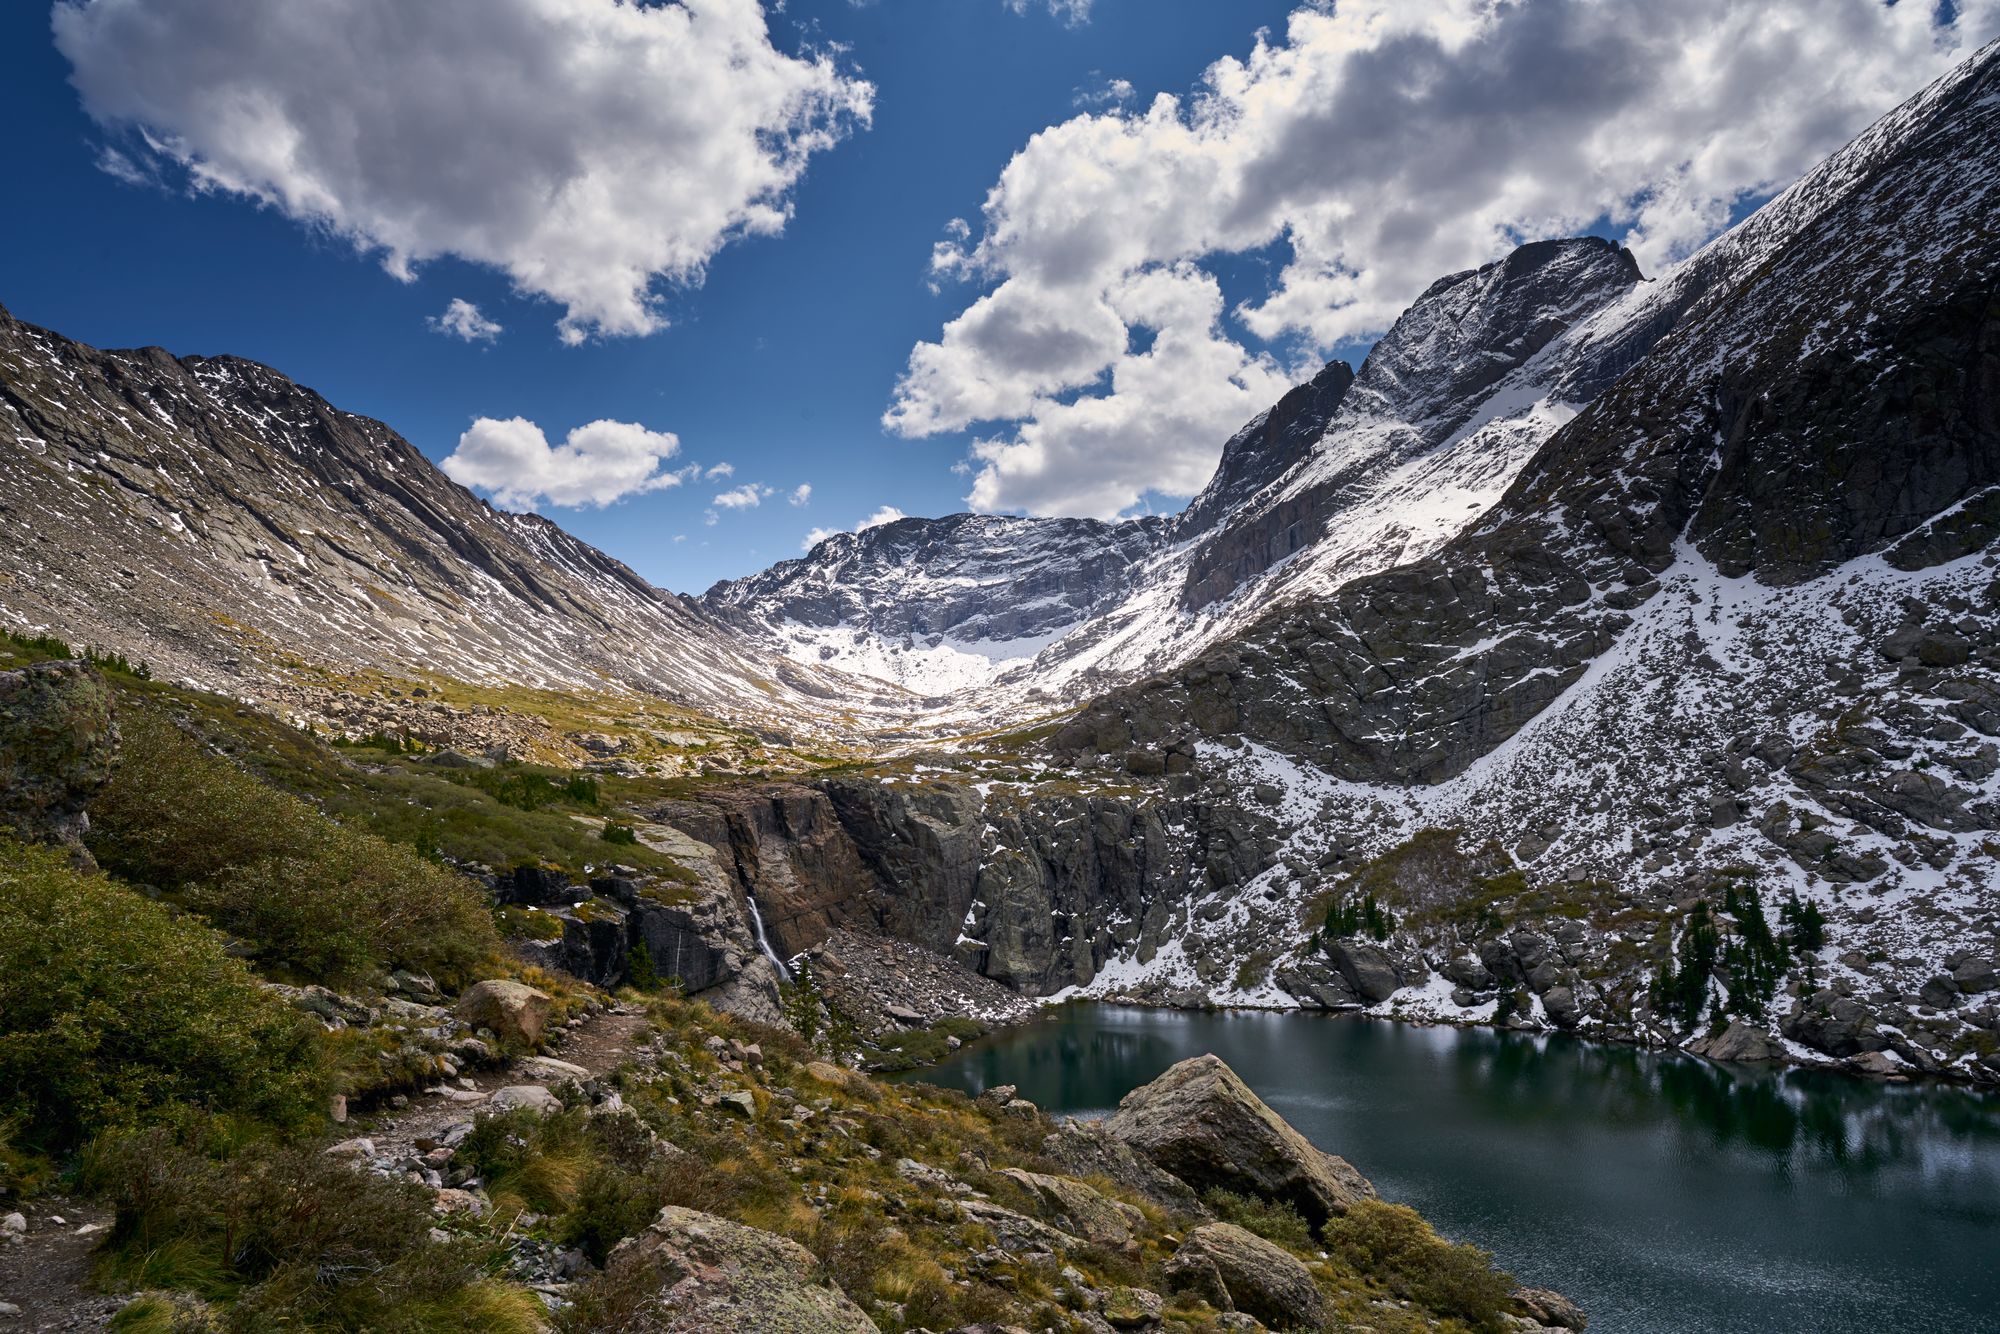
[487, 1085, 561, 1116]
[1164, 1222, 1325, 1328]
[1041, 1120, 1207, 1217]
[1103, 1053, 1373, 1228]
[595, 1206, 879, 1332]
[1688, 1021, 1781, 1063]
[1541, 985, 1581, 1030]
[1329, 940, 1401, 1003]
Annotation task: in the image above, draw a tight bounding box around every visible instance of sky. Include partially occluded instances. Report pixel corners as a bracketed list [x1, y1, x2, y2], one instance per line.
[3, 1, 1995, 593]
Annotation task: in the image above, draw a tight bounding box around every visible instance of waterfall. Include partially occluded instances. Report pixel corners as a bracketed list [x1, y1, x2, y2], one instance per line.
[744, 892, 792, 983]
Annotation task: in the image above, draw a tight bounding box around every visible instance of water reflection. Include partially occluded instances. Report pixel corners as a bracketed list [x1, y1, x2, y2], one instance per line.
[902, 1006, 2000, 1334]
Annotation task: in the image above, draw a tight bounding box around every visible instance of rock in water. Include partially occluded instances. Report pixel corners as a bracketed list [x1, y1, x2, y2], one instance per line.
[1164, 1222, 1326, 1328]
[454, 979, 551, 1049]
[597, 1205, 879, 1332]
[1103, 1053, 1374, 1227]
[0, 661, 116, 866]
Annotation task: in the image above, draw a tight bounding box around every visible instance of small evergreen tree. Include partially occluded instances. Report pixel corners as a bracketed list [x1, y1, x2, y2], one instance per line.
[1650, 900, 1719, 1028]
[627, 941, 661, 992]
[1779, 894, 1827, 957]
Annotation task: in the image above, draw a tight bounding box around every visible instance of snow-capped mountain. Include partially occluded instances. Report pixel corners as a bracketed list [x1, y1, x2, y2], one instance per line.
[703, 512, 1166, 697]
[706, 234, 1651, 716]
[1027, 35, 2000, 1051]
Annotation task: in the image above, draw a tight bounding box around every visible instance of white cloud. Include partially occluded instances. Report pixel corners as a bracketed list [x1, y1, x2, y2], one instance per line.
[428, 298, 502, 344]
[891, 0, 2000, 516]
[1073, 75, 1134, 110]
[1003, 0, 1091, 24]
[714, 482, 776, 509]
[704, 462, 736, 480]
[802, 526, 838, 550]
[55, 0, 872, 344]
[789, 483, 813, 506]
[442, 417, 683, 509]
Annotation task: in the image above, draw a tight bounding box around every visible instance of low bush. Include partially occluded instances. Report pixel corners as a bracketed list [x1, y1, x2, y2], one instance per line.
[0, 837, 324, 1152]
[86, 1130, 540, 1333]
[1325, 1198, 1515, 1332]
[1202, 1187, 1315, 1250]
[89, 709, 498, 988]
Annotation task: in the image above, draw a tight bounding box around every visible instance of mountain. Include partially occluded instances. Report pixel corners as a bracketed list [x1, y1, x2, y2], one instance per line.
[646, 39, 1998, 1088]
[703, 511, 1167, 697]
[706, 233, 1649, 718]
[0, 310, 915, 753]
[1020, 37, 2000, 1060]
[1, 37, 1994, 1088]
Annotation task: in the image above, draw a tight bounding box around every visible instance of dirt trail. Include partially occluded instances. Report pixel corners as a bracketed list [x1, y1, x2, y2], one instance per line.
[0, 1004, 655, 1331]
[356, 1002, 654, 1160]
[0, 1200, 118, 1332]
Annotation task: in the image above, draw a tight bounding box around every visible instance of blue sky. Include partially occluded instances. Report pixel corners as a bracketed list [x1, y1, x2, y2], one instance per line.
[4, 1, 1991, 592]
[1, 0, 1310, 590]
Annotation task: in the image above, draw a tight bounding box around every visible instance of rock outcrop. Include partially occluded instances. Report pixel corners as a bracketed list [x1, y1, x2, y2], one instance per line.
[1103, 1054, 1375, 1228]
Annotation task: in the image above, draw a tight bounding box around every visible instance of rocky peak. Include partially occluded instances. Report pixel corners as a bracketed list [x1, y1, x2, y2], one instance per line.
[1343, 236, 1644, 446]
[1174, 358, 1355, 537]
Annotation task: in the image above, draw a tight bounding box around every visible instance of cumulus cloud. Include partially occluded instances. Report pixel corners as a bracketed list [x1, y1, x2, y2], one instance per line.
[428, 298, 502, 344]
[891, 0, 2000, 516]
[714, 483, 776, 509]
[789, 483, 813, 506]
[54, 0, 872, 344]
[442, 417, 683, 509]
[704, 462, 736, 480]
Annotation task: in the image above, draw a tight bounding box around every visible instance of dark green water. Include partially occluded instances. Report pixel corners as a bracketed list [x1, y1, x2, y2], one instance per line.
[903, 1005, 2000, 1334]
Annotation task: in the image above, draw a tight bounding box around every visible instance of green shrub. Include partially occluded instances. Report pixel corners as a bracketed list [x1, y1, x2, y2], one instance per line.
[88, 709, 498, 988]
[0, 838, 324, 1152]
[1202, 1188, 1315, 1250]
[600, 820, 639, 845]
[1325, 1199, 1514, 1332]
[87, 1130, 540, 1332]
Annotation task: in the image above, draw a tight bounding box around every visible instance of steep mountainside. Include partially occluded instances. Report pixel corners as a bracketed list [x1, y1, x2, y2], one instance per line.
[1019, 38, 2000, 1075]
[0, 312, 913, 745]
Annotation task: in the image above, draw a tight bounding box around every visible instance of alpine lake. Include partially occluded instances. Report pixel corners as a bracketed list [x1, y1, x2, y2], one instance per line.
[898, 1005, 2000, 1333]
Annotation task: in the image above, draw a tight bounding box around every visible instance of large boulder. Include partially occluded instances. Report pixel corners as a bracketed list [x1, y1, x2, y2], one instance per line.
[1689, 1020, 1781, 1063]
[1041, 1120, 1207, 1217]
[1329, 940, 1401, 1002]
[0, 660, 116, 865]
[455, 979, 551, 1049]
[595, 1206, 878, 1332]
[1164, 1222, 1325, 1328]
[997, 1168, 1141, 1246]
[1103, 1054, 1374, 1228]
